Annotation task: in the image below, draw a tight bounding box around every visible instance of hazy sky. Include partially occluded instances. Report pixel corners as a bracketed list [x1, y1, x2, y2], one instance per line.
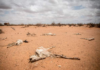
[0, 0, 100, 24]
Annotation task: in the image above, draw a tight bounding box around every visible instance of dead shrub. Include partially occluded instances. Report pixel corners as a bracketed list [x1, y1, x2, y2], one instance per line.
[57, 23, 62, 27]
[77, 23, 83, 26]
[87, 23, 95, 28]
[35, 23, 42, 27]
[68, 24, 72, 27]
[70, 24, 76, 26]
[4, 22, 10, 26]
[95, 23, 100, 28]
[0, 23, 4, 26]
[51, 22, 56, 26]
[42, 24, 47, 27]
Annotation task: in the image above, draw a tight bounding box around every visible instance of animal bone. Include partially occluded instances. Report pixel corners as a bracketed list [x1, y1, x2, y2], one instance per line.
[29, 55, 46, 62]
[11, 27, 15, 30]
[74, 33, 81, 35]
[27, 32, 36, 36]
[36, 46, 53, 57]
[16, 39, 23, 45]
[29, 46, 54, 62]
[81, 38, 94, 41]
[42, 33, 56, 36]
[53, 54, 80, 60]
[29, 46, 80, 62]
[7, 42, 16, 48]
[7, 39, 26, 48]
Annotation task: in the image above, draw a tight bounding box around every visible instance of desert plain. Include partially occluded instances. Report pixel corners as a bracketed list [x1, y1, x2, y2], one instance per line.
[0, 26, 100, 70]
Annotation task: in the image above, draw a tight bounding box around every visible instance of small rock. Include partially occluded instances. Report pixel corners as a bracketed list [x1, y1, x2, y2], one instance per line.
[23, 40, 29, 43]
[58, 65, 61, 68]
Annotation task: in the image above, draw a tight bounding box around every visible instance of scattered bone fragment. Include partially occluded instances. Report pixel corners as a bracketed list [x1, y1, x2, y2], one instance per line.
[27, 32, 36, 36]
[81, 38, 94, 41]
[42, 33, 56, 36]
[16, 39, 23, 45]
[7, 42, 16, 48]
[74, 33, 81, 35]
[34, 62, 38, 67]
[53, 54, 80, 60]
[58, 65, 61, 68]
[11, 27, 15, 30]
[29, 46, 80, 63]
[22, 25, 29, 28]
[31, 33, 36, 36]
[7, 39, 23, 48]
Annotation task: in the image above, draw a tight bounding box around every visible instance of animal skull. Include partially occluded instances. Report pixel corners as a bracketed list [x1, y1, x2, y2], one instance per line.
[16, 39, 23, 45]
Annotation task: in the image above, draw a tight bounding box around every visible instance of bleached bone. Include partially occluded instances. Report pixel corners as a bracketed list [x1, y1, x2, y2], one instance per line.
[11, 27, 15, 30]
[29, 55, 46, 62]
[74, 33, 81, 35]
[27, 32, 36, 36]
[29, 46, 80, 62]
[29, 46, 54, 62]
[53, 54, 80, 60]
[36, 46, 54, 57]
[42, 33, 56, 36]
[7, 42, 16, 48]
[16, 39, 23, 45]
[7, 39, 23, 48]
[81, 38, 94, 41]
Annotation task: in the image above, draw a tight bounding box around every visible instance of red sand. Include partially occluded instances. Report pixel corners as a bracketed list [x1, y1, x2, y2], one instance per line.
[0, 26, 100, 70]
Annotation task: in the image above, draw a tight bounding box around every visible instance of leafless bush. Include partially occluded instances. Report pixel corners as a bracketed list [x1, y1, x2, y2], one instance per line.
[20, 24, 25, 26]
[57, 23, 62, 27]
[68, 24, 72, 27]
[95, 23, 100, 28]
[4, 22, 10, 26]
[27, 24, 34, 26]
[51, 22, 56, 26]
[9, 24, 18, 26]
[86, 23, 95, 28]
[42, 24, 47, 27]
[77, 23, 83, 26]
[22, 25, 29, 28]
[35, 23, 42, 27]
[0, 23, 4, 26]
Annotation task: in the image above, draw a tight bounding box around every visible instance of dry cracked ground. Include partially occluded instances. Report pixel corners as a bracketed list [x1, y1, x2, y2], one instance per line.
[0, 26, 100, 70]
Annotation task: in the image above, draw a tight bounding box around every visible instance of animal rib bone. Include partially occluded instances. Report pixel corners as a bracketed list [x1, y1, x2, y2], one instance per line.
[74, 33, 81, 35]
[42, 33, 56, 36]
[81, 38, 94, 41]
[29, 46, 80, 62]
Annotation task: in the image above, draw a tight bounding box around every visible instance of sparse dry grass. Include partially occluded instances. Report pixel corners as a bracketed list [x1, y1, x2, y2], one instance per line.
[77, 23, 83, 26]
[86, 23, 100, 28]
[0, 22, 100, 28]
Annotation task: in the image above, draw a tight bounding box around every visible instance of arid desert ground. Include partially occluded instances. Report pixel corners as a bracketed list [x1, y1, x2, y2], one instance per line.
[0, 26, 100, 70]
